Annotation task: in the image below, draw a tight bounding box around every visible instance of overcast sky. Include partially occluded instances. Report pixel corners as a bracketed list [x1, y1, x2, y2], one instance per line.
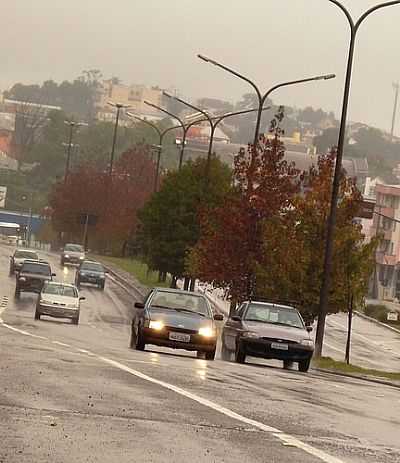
[2, 1, 400, 133]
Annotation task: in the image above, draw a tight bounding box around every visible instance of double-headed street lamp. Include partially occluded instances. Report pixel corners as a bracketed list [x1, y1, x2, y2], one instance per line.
[315, 0, 400, 358]
[144, 100, 191, 169]
[163, 92, 272, 179]
[108, 101, 130, 176]
[63, 121, 87, 183]
[126, 113, 182, 191]
[197, 54, 335, 155]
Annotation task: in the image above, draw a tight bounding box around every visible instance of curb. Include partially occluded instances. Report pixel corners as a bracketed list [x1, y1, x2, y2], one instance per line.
[313, 367, 400, 390]
[354, 311, 400, 335]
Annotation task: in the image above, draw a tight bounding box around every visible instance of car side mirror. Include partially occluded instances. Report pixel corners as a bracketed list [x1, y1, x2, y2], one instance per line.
[134, 302, 145, 309]
[213, 313, 224, 321]
[79, 296, 86, 301]
[231, 315, 242, 322]
[306, 326, 313, 333]
[52, 273, 56, 277]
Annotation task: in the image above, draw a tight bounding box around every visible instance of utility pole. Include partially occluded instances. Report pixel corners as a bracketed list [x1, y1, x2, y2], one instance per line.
[391, 82, 399, 142]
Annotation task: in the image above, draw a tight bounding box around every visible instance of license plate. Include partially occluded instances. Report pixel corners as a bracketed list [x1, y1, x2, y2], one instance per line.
[169, 332, 190, 343]
[271, 342, 289, 351]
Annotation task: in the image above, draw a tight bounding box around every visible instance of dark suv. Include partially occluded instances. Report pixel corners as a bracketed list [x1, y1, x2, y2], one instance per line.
[61, 243, 85, 266]
[75, 260, 107, 290]
[15, 260, 55, 298]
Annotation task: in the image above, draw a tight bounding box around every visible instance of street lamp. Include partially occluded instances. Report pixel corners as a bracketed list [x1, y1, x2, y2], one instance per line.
[126, 112, 182, 191]
[315, 0, 400, 358]
[144, 100, 196, 169]
[63, 121, 87, 183]
[197, 54, 335, 154]
[163, 91, 272, 179]
[108, 102, 130, 176]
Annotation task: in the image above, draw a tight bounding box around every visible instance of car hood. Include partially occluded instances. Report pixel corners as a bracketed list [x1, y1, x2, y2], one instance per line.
[148, 308, 212, 330]
[40, 294, 77, 306]
[243, 321, 310, 343]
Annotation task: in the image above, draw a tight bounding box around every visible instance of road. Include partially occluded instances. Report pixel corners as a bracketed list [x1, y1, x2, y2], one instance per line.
[0, 244, 399, 463]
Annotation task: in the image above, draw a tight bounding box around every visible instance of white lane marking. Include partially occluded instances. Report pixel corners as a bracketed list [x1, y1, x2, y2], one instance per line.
[52, 340, 71, 347]
[94, 355, 345, 463]
[0, 319, 346, 463]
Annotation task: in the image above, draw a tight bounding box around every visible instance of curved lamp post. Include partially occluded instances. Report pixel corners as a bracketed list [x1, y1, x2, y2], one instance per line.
[126, 113, 182, 191]
[108, 101, 130, 176]
[144, 101, 191, 169]
[197, 54, 335, 153]
[315, 0, 400, 358]
[163, 91, 272, 178]
[63, 121, 87, 183]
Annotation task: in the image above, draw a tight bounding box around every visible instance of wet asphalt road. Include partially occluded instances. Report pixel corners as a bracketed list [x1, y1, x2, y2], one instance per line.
[0, 244, 399, 463]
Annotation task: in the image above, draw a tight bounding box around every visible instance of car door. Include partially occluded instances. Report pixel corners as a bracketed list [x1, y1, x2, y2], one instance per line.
[223, 303, 247, 351]
[133, 290, 153, 334]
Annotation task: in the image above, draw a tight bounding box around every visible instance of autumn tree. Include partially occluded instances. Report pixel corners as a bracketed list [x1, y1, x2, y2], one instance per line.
[50, 144, 156, 253]
[189, 109, 300, 304]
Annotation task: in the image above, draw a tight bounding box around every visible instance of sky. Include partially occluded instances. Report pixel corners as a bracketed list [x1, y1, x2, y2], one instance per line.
[2, 0, 400, 133]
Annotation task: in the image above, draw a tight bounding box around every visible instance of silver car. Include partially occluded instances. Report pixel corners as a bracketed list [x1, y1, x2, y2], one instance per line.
[35, 282, 85, 325]
[9, 249, 39, 275]
[61, 243, 85, 266]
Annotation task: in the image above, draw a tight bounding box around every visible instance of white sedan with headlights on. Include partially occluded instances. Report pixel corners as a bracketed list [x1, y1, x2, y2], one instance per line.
[35, 281, 85, 325]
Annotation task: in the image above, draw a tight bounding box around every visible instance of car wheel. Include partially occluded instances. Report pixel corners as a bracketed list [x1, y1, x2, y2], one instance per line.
[76, 279, 80, 289]
[14, 287, 20, 299]
[135, 326, 146, 351]
[61, 259, 64, 266]
[235, 340, 246, 364]
[196, 351, 206, 359]
[99, 282, 105, 291]
[298, 359, 311, 373]
[283, 360, 294, 370]
[205, 349, 216, 361]
[73, 313, 80, 325]
[34, 309, 41, 320]
[9, 266, 14, 276]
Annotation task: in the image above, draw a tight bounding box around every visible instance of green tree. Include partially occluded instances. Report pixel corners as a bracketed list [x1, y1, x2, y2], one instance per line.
[138, 158, 232, 281]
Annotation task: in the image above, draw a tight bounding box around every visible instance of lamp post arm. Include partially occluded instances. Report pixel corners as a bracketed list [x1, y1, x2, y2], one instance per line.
[197, 54, 263, 103]
[355, 0, 400, 31]
[144, 101, 185, 129]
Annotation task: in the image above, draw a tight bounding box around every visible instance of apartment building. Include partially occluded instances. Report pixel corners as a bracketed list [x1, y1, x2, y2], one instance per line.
[96, 80, 165, 122]
[369, 183, 400, 300]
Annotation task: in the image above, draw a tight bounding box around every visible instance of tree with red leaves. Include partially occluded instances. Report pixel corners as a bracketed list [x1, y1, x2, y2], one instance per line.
[50, 144, 156, 253]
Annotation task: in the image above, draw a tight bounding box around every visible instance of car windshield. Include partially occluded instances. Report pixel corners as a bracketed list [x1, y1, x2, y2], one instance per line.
[81, 262, 104, 272]
[14, 251, 38, 259]
[65, 244, 84, 252]
[42, 284, 77, 298]
[244, 303, 304, 329]
[21, 263, 51, 275]
[150, 291, 210, 317]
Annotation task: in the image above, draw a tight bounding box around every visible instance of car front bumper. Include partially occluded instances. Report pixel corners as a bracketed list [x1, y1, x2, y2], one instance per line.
[79, 275, 104, 284]
[142, 327, 217, 352]
[242, 338, 314, 362]
[38, 304, 79, 319]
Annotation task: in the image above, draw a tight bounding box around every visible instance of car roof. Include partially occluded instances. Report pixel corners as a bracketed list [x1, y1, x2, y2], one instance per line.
[244, 301, 297, 311]
[152, 287, 206, 297]
[14, 249, 38, 254]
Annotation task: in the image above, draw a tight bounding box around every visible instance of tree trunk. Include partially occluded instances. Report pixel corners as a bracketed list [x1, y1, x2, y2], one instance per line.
[345, 294, 353, 365]
[189, 278, 196, 292]
[183, 277, 190, 291]
[170, 276, 177, 289]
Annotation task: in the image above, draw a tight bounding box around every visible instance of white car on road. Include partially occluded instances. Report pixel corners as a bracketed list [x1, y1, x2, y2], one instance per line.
[35, 281, 85, 325]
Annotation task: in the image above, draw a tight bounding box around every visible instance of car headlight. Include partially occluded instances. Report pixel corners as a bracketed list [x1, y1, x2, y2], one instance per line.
[300, 339, 314, 347]
[149, 320, 164, 331]
[79, 256, 84, 260]
[18, 277, 26, 282]
[67, 303, 79, 309]
[242, 331, 259, 339]
[40, 299, 53, 305]
[198, 326, 215, 338]
[64, 254, 70, 258]
[80, 272, 86, 276]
